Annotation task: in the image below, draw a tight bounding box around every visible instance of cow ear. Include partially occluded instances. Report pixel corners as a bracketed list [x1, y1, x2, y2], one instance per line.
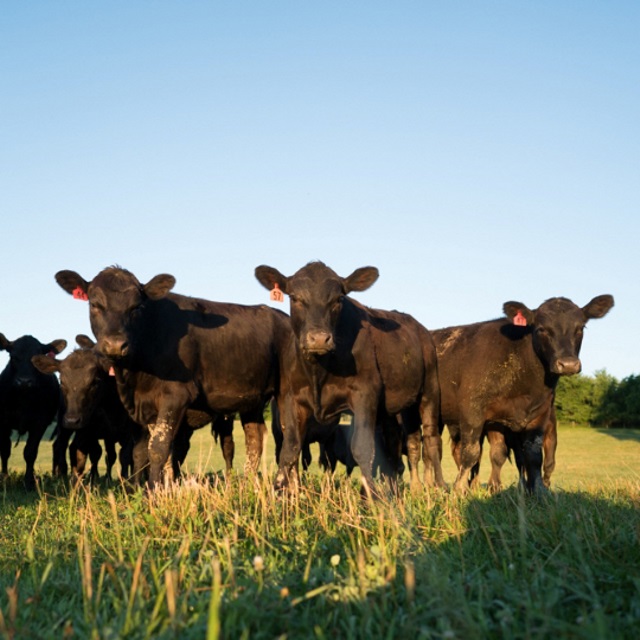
[56, 270, 89, 298]
[583, 294, 614, 320]
[76, 334, 96, 349]
[343, 267, 379, 294]
[255, 265, 289, 294]
[46, 339, 67, 355]
[31, 354, 60, 375]
[144, 274, 176, 300]
[0, 333, 12, 352]
[503, 301, 535, 325]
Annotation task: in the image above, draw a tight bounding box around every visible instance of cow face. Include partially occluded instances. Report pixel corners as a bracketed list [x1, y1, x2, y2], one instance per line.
[0, 334, 66, 390]
[503, 295, 614, 376]
[33, 336, 109, 430]
[55, 267, 175, 359]
[255, 261, 379, 358]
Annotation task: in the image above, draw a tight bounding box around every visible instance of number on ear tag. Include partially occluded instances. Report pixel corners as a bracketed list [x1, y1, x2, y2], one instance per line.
[270, 283, 284, 303]
[513, 310, 527, 327]
[72, 287, 89, 301]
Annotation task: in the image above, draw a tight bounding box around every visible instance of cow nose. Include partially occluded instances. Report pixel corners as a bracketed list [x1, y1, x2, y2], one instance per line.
[64, 415, 82, 430]
[306, 331, 335, 353]
[554, 357, 581, 375]
[100, 337, 129, 358]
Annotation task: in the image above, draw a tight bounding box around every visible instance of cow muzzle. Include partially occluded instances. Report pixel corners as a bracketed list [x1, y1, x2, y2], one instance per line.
[303, 330, 335, 356]
[64, 415, 84, 430]
[99, 337, 129, 358]
[553, 357, 581, 375]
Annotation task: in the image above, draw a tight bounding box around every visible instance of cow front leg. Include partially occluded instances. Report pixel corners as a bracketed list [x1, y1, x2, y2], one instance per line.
[148, 420, 179, 488]
[522, 428, 546, 495]
[542, 407, 557, 488]
[274, 400, 307, 492]
[130, 433, 149, 486]
[23, 427, 45, 489]
[350, 406, 378, 496]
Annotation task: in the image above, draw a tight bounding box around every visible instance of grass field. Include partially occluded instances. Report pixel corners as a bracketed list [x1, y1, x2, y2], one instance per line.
[1, 424, 639, 639]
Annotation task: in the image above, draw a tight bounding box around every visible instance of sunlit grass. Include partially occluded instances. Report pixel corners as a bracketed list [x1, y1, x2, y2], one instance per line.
[1, 425, 639, 638]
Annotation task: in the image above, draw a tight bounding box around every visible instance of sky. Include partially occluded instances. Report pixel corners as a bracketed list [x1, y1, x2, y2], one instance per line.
[1, 1, 638, 379]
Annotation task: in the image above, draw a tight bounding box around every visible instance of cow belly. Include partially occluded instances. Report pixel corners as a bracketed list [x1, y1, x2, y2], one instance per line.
[485, 394, 553, 431]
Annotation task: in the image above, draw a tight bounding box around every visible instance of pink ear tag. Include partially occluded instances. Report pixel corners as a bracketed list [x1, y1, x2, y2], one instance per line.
[270, 283, 284, 303]
[513, 310, 527, 327]
[108, 366, 116, 377]
[47, 351, 55, 358]
[72, 286, 89, 301]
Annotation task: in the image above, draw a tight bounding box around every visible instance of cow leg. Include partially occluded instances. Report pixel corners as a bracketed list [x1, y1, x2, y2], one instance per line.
[400, 408, 421, 489]
[420, 398, 446, 489]
[1, 430, 11, 475]
[521, 428, 546, 494]
[350, 403, 378, 496]
[171, 424, 193, 479]
[301, 442, 312, 472]
[52, 426, 72, 477]
[453, 419, 484, 493]
[23, 426, 45, 489]
[542, 407, 557, 488]
[215, 415, 235, 475]
[104, 439, 117, 480]
[378, 416, 403, 495]
[240, 411, 266, 474]
[274, 399, 308, 491]
[486, 428, 509, 492]
[147, 419, 181, 488]
[131, 433, 149, 486]
[88, 440, 103, 484]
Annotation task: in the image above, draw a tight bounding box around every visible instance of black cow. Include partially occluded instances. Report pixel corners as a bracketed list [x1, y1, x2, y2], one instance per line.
[55, 267, 290, 488]
[0, 333, 67, 487]
[32, 334, 141, 482]
[255, 261, 445, 493]
[432, 295, 614, 493]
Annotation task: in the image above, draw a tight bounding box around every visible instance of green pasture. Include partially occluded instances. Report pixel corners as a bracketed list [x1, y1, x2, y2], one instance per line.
[0, 425, 639, 639]
[7, 422, 640, 491]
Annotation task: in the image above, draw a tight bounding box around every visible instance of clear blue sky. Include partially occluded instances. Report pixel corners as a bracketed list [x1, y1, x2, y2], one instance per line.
[1, 1, 638, 379]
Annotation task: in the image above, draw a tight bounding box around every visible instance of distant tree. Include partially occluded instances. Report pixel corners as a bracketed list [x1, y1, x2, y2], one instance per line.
[555, 374, 596, 425]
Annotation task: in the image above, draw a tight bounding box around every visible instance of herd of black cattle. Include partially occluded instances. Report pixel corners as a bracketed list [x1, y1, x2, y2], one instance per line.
[0, 262, 614, 496]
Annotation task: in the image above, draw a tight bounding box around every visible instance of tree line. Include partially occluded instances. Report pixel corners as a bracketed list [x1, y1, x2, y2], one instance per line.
[555, 370, 640, 428]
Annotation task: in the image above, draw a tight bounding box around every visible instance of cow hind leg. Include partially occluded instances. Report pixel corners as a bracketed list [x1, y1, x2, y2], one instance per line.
[486, 429, 509, 492]
[453, 423, 484, 493]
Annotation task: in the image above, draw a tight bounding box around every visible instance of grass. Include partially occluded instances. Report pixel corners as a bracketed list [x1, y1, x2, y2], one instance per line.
[0, 425, 639, 639]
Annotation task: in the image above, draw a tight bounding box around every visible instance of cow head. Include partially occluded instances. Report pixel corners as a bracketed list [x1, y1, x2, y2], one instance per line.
[32, 335, 111, 429]
[255, 261, 379, 358]
[503, 295, 614, 376]
[0, 334, 66, 390]
[55, 267, 175, 359]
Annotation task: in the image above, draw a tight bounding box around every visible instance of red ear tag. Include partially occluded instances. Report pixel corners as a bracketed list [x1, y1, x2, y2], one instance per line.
[47, 351, 55, 358]
[513, 311, 527, 327]
[72, 286, 89, 301]
[270, 283, 284, 303]
[108, 367, 115, 377]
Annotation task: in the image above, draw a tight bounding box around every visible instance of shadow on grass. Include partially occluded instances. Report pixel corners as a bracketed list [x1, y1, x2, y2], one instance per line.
[593, 427, 640, 443]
